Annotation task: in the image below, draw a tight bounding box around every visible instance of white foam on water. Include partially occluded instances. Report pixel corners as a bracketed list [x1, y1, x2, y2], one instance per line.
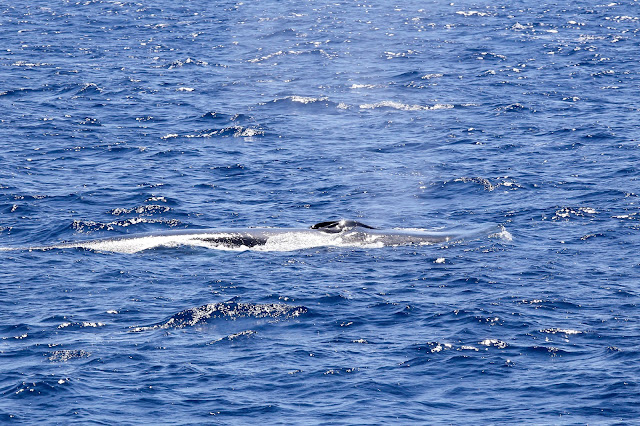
[359, 100, 454, 111]
[251, 232, 383, 252]
[489, 226, 513, 242]
[540, 328, 583, 335]
[43, 232, 370, 253]
[74, 233, 245, 253]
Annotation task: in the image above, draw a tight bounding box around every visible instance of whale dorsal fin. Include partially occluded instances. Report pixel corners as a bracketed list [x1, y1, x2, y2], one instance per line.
[311, 220, 376, 233]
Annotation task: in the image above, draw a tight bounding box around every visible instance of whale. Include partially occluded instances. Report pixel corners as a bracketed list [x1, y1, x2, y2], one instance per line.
[1, 219, 509, 253]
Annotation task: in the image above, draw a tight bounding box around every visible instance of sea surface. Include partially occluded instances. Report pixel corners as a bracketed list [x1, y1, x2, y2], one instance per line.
[1, 0, 639, 423]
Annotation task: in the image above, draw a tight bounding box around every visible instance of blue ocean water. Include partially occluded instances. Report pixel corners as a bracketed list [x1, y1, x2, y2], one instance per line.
[1, 0, 639, 423]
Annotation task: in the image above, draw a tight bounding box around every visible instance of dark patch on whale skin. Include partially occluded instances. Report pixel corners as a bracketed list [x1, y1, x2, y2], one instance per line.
[311, 220, 377, 233]
[199, 234, 268, 247]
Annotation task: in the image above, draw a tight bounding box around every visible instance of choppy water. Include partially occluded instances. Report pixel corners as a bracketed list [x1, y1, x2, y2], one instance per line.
[1, 0, 639, 423]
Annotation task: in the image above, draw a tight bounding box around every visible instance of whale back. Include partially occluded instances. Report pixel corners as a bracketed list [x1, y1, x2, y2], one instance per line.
[310, 220, 376, 233]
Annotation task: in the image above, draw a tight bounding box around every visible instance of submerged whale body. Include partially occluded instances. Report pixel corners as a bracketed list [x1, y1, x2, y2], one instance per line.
[5, 219, 509, 253]
[198, 220, 382, 247]
[196, 219, 454, 249]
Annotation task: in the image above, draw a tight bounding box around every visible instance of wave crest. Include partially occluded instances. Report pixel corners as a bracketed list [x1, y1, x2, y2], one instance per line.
[359, 101, 454, 111]
[130, 302, 308, 332]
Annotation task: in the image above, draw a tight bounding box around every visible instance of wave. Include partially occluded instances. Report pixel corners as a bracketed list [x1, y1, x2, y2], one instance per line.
[160, 111, 265, 139]
[262, 96, 340, 112]
[421, 176, 526, 201]
[57, 321, 105, 330]
[110, 205, 171, 216]
[179, 126, 265, 138]
[258, 96, 472, 114]
[552, 207, 598, 221]
[359, 101, 454, 111]
[350, 83, 386, 89]
[6, 377, 73, 397]
[413, 338, 508, 354]
[71, 218, 182, 234]
[0, 87, 47, 98]
[494, 103, 533, 114]
[130, 301, 308, 332]
[165, 57, 209, 69]
[0, 82, 112, 102]
[12, 61, 53, 67]
[207, 330, 258, 344]
[456, 10, 491, 17]
[248, 48, 334, 63]
[48, 350, 91, 362]
[449, 176, 524, 192]
[383, 50, 420, 59]
[248, 50, 304, 63]
[198, 111, 251, 123]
